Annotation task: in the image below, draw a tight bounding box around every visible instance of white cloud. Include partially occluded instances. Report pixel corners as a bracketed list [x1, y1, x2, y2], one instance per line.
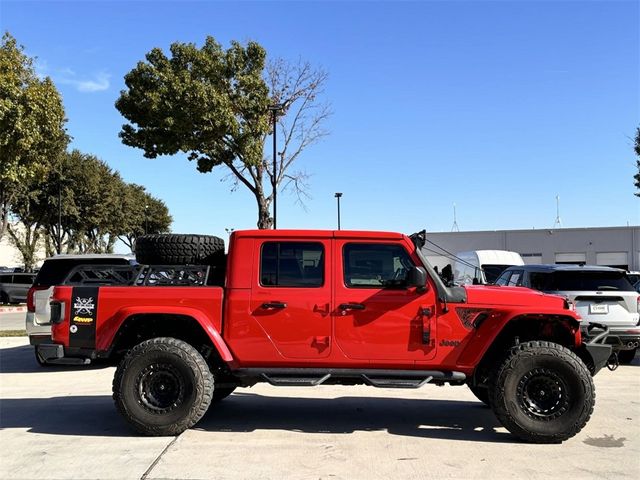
[59, 71, 110, 93]
[73, 72, 110, 92]
[33, 60, 110, 93]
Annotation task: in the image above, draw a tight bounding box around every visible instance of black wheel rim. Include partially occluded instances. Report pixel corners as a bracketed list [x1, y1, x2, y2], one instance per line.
[136, 362, 185, 414]
[517, 368, 569, 420]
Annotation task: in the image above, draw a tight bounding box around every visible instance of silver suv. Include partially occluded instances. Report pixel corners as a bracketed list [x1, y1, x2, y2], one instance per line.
[27, 254, 136, 364]
[496, 264, 640, 364]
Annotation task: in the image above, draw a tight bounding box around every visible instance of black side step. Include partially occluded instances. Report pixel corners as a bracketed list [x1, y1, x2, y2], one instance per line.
[361, 375, 433, 389]
[261, 373, 331, 387]
[234, 368, 466, 389]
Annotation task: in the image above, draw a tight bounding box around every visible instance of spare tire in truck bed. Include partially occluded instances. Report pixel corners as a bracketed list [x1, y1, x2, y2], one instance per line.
[135, 234, 225, 266]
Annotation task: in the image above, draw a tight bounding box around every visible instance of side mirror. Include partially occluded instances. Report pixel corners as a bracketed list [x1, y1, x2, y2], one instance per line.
[407, 266, 427, 290]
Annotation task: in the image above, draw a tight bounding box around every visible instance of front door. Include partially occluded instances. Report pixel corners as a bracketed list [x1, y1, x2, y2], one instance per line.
[250, 239, 332, 359]
[333, 240, 438, 361]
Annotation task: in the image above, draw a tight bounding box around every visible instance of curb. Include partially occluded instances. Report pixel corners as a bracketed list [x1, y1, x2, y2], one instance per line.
[0, 306, 27, 314]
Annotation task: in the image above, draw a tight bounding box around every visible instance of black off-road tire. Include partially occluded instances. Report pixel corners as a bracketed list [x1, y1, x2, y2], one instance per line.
[211, 386, 236, 403]
[468, 384, 490, 406]
[113, 337, 214, 436]
[489, 340, 594, 444]
[135, 234, 225, 266]
[617, 348, 637, 364]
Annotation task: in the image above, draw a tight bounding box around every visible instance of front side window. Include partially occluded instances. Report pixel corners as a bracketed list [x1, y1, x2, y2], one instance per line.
[260, 242, 324, 287]
[343, 243, 415, 288]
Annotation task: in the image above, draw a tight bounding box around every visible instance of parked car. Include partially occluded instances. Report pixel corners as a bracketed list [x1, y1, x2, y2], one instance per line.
[496, 264, 640, 363]
[0, 273, 36, 304]
[453, 250, 524, 285]
[26, 254, 136, 364]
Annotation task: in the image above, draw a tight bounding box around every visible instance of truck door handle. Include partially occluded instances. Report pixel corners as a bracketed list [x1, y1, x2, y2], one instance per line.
[339, 303, 365, 311]
[261, 302, 287, 309]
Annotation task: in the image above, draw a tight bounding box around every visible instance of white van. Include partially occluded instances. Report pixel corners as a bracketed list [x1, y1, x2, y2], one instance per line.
[453, 250, 524, 285]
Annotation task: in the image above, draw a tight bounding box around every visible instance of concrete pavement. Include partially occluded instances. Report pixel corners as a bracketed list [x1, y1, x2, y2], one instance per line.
[0, 311, 27, 331]
[1, 336, 639, 480]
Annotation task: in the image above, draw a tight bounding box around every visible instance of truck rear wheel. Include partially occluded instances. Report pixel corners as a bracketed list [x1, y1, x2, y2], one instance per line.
[113, 337, 214, 436]
[489, 340, 594, 443]
[135, 234, 225, 266]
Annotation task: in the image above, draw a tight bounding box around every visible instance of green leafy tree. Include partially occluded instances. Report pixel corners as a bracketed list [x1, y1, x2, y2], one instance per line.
[6, 181, 46, 271]
[116, 36, 330, 229]
[34, 150, 123, 254]
[0, 32, 68, 240]
[634, 127, 640, 198]
[118, 183, 172, 252]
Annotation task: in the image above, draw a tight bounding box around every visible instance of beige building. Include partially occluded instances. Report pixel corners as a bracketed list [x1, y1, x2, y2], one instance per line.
[0, 225, 47, 270]
[424, 225, 640, 272]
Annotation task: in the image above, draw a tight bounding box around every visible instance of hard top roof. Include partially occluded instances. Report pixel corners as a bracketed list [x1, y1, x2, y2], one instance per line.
[233, 229, 406, 240]
[503, 264, 625, 273]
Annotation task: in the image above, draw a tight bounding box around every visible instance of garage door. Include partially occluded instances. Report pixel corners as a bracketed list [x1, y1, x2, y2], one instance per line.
[596, 252, 628, 269]
[555, 253, 586, 265]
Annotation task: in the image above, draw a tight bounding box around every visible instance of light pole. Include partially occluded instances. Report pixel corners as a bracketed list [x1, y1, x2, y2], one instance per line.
[334, 192, 343, 230]
[268, 103, 284, 229]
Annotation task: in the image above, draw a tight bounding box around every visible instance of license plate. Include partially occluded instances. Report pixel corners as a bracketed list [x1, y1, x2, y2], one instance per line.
[589, 304, 609, 314]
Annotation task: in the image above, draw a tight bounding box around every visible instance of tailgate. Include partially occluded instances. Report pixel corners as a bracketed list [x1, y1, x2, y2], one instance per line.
[565, 291, 639, 327]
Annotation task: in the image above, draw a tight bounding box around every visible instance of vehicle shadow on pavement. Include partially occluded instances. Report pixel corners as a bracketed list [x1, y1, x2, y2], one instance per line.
[196, 392, 517, 444]
[0, 344, 112, 374]
[0, 395, 135, 437]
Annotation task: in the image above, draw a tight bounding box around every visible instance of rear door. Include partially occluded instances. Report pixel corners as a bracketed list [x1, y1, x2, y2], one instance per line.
[333, 240, 438, 361]
[249, 239, 332, 359]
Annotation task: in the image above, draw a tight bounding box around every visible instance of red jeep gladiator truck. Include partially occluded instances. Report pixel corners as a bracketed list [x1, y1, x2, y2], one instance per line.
[41, 230, 612, 443]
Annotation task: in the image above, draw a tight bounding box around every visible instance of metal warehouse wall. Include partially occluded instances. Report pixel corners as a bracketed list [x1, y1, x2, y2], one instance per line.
[424, 226, 640, 272]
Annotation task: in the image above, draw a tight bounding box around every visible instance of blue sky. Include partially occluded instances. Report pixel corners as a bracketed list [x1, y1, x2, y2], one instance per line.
[2, 0, 639, 251]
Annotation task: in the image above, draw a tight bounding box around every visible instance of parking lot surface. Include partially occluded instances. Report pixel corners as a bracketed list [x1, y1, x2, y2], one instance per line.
[0, 311, 26, 331]
[1, 336, 639, 480]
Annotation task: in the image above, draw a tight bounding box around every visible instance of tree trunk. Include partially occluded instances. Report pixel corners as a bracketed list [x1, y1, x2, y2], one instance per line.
[7, 222, 41, 272]
[256, 194, 273, 229]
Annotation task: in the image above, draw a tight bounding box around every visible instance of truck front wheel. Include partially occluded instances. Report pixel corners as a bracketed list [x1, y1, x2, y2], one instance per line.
[490, 340, 594, 443]
[113, 337, 214, 436]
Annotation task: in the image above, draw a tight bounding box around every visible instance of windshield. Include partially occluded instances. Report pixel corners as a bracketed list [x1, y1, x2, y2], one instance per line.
[482, 264, 513, 284]
[531, 271, 635, 292]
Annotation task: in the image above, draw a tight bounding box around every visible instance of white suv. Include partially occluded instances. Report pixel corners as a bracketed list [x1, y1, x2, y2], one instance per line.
[27, 254, 136, 364]
[496, 264, 640, 363]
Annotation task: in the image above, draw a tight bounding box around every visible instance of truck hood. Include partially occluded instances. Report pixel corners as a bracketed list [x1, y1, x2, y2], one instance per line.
[464, 285, 566, 308]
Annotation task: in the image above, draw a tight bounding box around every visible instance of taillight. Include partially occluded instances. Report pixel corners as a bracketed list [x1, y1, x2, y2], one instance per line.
[27, 286, 47, 312]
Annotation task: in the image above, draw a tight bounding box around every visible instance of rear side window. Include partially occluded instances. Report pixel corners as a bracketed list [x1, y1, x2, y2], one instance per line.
[343, 243, 415, 288]
[33, 258, 133, 286]
[0, 274, 12, 283]
[13, 274, 35, 285]
[260, 242, 324, 287]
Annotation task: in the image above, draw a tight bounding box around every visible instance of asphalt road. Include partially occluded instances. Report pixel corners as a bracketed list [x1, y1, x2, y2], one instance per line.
[0, 312, 26, 331]
[1, 336, 639, 480]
